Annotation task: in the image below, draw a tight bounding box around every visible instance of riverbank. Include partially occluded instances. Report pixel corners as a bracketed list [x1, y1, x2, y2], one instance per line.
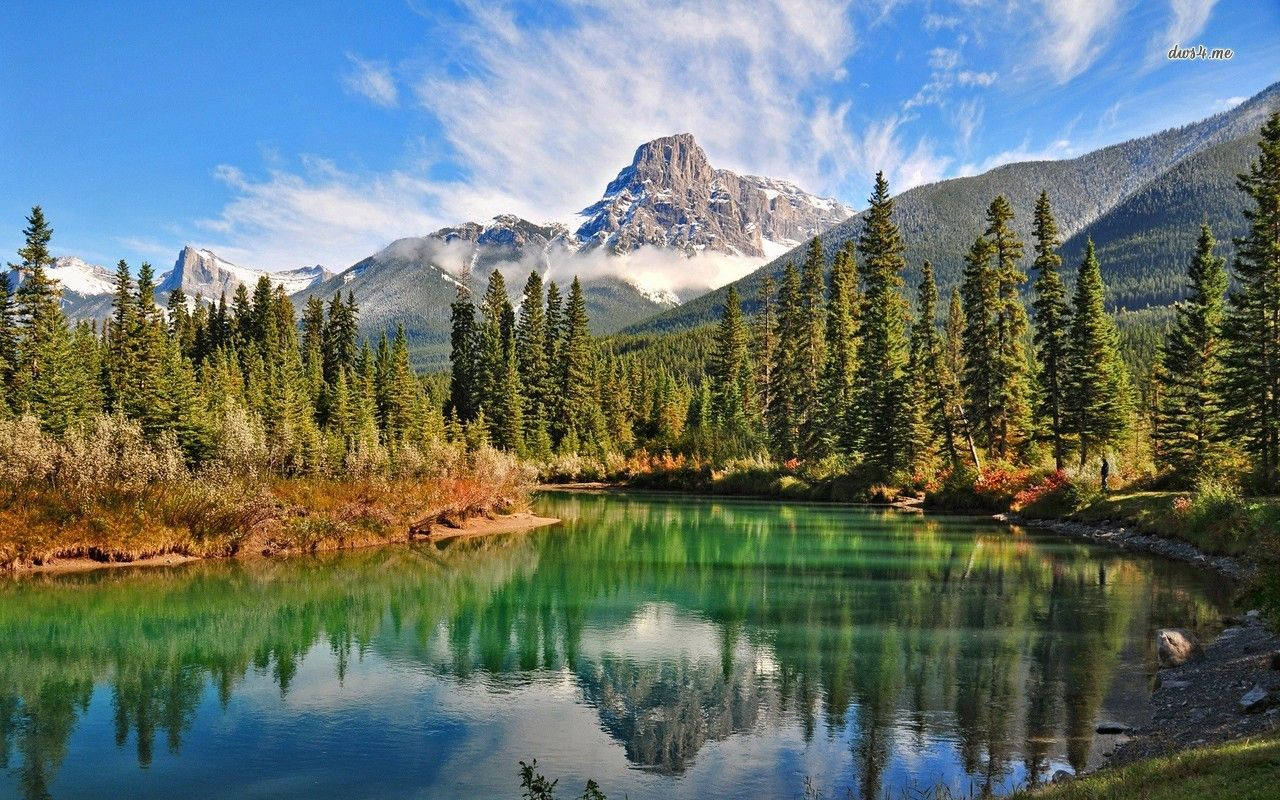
[998, 512, 1254, 582]
[10, 510, 560, 575]
[1009, 615, 1280, 798]
[1108, 612, 1280, 765]
[2, 450, 543, 574]
[1010, 735, 1280, 799]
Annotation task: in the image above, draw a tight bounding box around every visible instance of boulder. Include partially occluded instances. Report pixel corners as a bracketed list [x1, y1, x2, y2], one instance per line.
[1096, 722, 1132, 734]
[1240, 684, 1273, 713]
[1051, 769, 1073, 784]
[1157, 628, 1202, 667]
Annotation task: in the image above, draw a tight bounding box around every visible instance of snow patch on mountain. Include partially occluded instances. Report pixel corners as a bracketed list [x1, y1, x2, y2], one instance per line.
[48, 256, 115, 296]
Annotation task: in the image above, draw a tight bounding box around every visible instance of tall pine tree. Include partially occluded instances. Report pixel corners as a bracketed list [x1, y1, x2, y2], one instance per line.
[1155, 223, 1230, 482]
[854, 172, 912, 478]
[821, 241, 859, 456]
[1222, 111, 1280, 490]
[1030, 191, 1072, 470]
[1066, 240, 1131, 468]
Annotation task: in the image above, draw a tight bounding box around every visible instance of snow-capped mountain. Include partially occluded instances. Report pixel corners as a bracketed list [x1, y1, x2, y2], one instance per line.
[4, 256, 118, 320]
[47, 256, 116, 296]
[157, 245, 334, 301]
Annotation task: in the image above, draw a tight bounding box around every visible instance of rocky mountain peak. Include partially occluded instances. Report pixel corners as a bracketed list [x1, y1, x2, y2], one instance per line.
[605, 132, 714, 197]
[576, 132, 851, 258]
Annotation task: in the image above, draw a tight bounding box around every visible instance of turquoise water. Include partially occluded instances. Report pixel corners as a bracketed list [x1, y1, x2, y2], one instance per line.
[0, 491, 1231, 799]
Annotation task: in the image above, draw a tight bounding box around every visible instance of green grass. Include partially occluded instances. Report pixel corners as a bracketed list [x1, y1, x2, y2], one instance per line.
[1008, 736, 1280, 800]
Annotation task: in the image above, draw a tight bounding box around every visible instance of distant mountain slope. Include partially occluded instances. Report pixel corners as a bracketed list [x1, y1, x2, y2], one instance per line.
[1059, 133, 1254, 306]
[629, 81, 1280, 333]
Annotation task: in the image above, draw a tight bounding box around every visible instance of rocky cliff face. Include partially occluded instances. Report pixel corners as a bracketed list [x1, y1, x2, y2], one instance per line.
[575, 133, 851, 257]
[157, 245, 333, 300]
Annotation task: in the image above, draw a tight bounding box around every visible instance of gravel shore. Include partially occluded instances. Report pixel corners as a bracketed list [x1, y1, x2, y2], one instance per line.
[996, 513, 1255, 582]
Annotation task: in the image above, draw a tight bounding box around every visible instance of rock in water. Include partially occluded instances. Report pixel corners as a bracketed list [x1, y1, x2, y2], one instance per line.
[1157, 628, 1202, 667]
[1096, 722, 1132, 734]
[1240, 684, 1273, 713]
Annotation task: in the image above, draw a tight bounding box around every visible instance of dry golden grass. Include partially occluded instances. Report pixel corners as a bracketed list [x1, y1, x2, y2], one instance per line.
[0, 413, 534, 570]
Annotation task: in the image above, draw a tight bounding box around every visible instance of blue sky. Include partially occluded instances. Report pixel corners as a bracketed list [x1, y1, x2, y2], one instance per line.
[2, 0, 1277, 273]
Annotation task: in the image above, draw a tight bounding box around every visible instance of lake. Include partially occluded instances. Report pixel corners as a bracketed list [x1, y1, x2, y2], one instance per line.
[0, 491, 1232, 799]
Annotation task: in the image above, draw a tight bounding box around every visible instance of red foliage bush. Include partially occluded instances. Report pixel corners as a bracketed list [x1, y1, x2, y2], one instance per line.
[1011, 470, 1070, 511]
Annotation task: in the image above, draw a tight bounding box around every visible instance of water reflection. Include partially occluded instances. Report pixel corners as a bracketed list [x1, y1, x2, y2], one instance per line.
[0, 492, 1230, 799]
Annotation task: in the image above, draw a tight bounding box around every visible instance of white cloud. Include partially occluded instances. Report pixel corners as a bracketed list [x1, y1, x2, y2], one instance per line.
[952, 98, 984, 152]
[1035, 0, 1121, 83]
[342, 54, 398, 108]
[202, 0, 894, 271]
[412, 0, 859, 222]
[197, 160, 445, 269]
[1162, 0, 1218, 47]
[1213, 95, 1246, 111]
[956, 70, 998, 86]
[851, 116, 950, 193]
[922, 13, 960, 31]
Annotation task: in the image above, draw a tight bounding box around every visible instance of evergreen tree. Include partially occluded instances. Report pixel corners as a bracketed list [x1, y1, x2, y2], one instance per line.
[105, 260, 136, 412]
[1155, 224, 1230, 482]
[446, 283, 480, 423]
[544, 281, 564, 370]
[1066, 240, 1131, 467]
[942, 288, 981, 468]
[0, 272, 18, 409]
[1030, 191, 1072, 470]
[709, 285, 750, 436]
[556, 278, 596, 452]
[821, 241, 859, 455]
[476, 270, 522, 450]
[960, 234, 998, 455]
[160, 334, 210, 461]
[167, 287, 194, 357]
[10, 206, 72, 422]
[854, 173, 912, 478]
[231, 283, 252, 351]
[906, 261, 945, 475]
[384, 323, 424, 445]
[516, 271, 550, 453]
[767, 262, 803, 460]
[798, 237, 828, 454]
[984, 195, 1032, 458]
[752, 274, 775, 428]
[322, 292, 359, 384]
[1222, 111, 1280, 490]
[128, 262, 168, 435]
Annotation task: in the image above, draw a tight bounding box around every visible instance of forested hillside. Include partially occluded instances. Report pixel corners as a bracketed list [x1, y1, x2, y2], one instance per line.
[630, 81, 1280, 333]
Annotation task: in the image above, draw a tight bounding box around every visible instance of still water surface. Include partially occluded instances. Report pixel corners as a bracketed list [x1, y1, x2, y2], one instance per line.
[0, 491, 1231, 799]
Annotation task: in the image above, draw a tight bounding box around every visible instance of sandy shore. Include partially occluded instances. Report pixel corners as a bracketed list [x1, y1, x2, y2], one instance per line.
[6, 512, 561, 576]
[415, 511, 560, 543]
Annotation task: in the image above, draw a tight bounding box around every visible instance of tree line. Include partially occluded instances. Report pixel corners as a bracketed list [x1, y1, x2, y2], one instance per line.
[449, 113, 1280, 493]
[4, 112, 1278, 492]
[1, 207, 444, 474]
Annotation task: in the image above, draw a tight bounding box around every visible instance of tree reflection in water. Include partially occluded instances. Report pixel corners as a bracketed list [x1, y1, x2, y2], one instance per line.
[0, 492, 1230, 800]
